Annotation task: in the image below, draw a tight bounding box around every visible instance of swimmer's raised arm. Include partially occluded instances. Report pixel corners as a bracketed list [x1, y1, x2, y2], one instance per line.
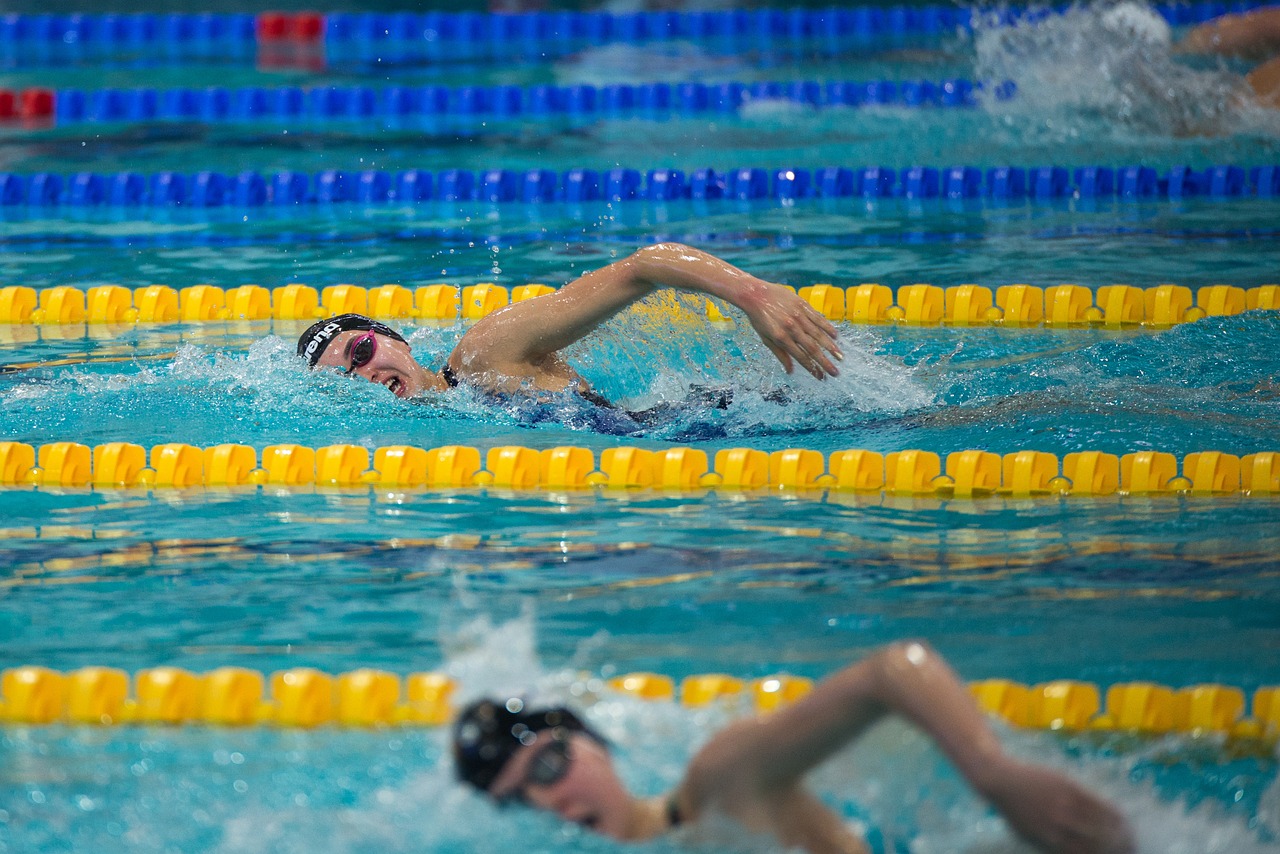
[456, 243, 842, 380]
[1178, 7, 1280, 59]
[681, 641, 1135, 854]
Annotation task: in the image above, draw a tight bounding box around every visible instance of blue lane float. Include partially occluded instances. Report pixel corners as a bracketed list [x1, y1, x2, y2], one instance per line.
[0, 7, 970, 51]
[46, 78, 990, 127]
[0, 164, 1275, 209]
[0, 2, 1274, 51]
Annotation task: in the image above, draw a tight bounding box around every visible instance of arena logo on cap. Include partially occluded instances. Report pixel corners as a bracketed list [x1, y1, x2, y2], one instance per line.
[303, 321, 344, 361]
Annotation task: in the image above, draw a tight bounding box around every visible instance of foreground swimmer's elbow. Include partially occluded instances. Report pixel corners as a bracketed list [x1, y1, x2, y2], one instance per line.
[624, 243, 699, 286]
[868, 639, 937, 688]
[887, 638, 933, 664]
[632, 241, 696, 259]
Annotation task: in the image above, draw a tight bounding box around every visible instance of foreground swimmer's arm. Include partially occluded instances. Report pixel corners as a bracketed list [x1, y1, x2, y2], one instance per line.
[454, 243, 842, 382]
[678, 641, 1135, 854]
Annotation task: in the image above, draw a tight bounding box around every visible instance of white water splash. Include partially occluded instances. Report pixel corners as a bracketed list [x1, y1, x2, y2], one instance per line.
[801, 327, 935, 412]
[584, 299, 934, 419]
[971, 1, 1275, 137]
[556, 41, 740, 87]
[439, 608, 549, 704]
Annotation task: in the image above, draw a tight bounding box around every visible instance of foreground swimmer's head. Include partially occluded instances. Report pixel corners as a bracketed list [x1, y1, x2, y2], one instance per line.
[297, 314, 433, 399]
[453, 698, 634, 838]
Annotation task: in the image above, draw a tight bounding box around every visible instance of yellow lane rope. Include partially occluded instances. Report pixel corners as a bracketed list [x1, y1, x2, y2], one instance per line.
[1, 442, 1276, 496]
[2, 281, 1277, 328]
[1, 664, 1275, 739]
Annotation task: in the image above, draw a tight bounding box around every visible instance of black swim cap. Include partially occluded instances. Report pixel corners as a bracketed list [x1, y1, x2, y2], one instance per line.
[296, 314, 408, 367]
[452, 698, 598, 793]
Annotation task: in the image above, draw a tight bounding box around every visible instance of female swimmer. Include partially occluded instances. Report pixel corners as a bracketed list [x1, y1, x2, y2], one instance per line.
[296, 243, 842, 403]
[453, 641, 1134, 854]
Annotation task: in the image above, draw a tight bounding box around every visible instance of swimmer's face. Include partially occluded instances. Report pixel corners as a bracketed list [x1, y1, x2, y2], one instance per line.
[488, 731, 632, 839]
[312, 330, 430, 399]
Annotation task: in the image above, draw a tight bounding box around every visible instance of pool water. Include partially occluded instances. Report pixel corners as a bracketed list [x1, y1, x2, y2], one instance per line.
[2, 2, 1280, 852]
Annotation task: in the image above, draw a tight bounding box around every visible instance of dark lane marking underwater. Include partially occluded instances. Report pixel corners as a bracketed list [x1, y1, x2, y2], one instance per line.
[2, 224, 1278, 253]
[0, 351, 178, 374]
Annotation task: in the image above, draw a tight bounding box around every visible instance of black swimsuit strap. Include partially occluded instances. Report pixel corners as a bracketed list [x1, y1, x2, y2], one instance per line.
[440, 363, 459, 388]
[665, 791, 684, 829]
[578, 386, 616, 410]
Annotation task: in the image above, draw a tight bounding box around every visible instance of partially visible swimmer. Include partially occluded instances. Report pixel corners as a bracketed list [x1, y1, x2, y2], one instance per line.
[1178, 5, 1280, 106]
[296, 243, 841, 410]
[453, 641, 1135, 854]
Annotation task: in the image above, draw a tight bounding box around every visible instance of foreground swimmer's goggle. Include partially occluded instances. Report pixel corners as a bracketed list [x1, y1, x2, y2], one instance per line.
[494, 730, 574, 805]
[346, 331, 378, 374]
[452, 698, 603, 794]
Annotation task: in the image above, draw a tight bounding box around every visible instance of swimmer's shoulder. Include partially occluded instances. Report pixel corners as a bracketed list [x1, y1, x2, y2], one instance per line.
[678, 717, 770, 809]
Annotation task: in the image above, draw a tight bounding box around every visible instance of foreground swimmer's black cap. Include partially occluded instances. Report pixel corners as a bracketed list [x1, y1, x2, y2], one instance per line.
[297, 314, 408, 367]
[452, 698, 598, 793]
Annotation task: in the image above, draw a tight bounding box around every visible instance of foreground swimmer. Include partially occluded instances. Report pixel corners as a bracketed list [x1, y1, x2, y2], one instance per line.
[296, 243, 842, 402]
[454, 641, 1135, 853]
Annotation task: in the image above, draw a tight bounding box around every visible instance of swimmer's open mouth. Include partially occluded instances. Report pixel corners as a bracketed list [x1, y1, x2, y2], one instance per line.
[580, 815, 599, 830]
[383, 377, 403, 397]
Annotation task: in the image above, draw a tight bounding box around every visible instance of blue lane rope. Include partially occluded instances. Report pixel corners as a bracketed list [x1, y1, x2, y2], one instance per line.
[0, 2, 1272, 52]
[0, 7, 979, 51]
[47, 79, 993, 126]
[0, 164, 1274, 209]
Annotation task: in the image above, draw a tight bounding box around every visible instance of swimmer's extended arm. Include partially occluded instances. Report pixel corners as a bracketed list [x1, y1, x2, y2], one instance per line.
[1179, 8, 1280, 59]
[683, 642, 1135, 854]
[456, 243, 842, 379]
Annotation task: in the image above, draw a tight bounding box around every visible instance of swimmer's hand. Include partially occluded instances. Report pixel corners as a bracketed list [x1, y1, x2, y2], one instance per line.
[979, 757, 1135, 854]
[740, 284, 843, 380]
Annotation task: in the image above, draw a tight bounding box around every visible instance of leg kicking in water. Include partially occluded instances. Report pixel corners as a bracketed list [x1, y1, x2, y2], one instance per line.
[453, 641, 1135, 853]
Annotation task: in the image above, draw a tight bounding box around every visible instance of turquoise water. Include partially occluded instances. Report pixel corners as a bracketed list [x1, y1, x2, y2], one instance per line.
[2, 3, 1280, 852]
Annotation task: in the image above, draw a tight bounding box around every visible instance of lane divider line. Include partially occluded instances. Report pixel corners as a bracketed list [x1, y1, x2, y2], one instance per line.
[2, 282, 1276, 327]
[0, 164, 1275, 206]
[0, 2, 1267, 52]
[1, 442, 1276, 496]
[1, 663, 1276, 738]
[42, 78, 991, 128]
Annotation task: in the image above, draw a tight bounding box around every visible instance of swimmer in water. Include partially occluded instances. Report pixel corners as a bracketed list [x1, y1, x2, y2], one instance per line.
[1178, 6, 1280, 107]
[453, 641, 1135, 854]
[296, 243, 842, 404]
